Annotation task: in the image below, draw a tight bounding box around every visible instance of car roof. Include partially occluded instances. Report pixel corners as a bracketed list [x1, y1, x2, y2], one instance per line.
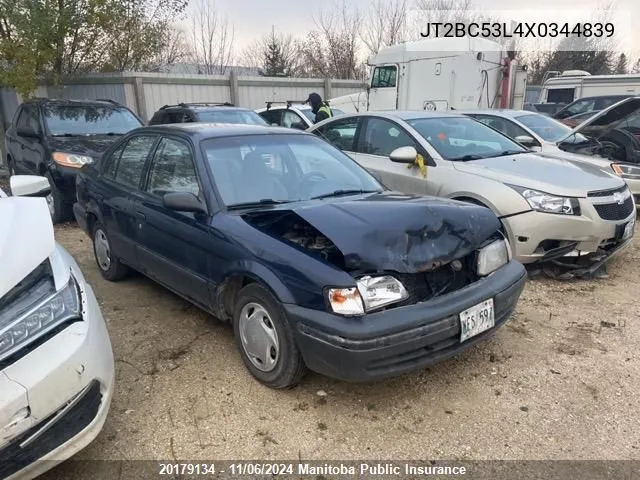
[456, 109, 536, 118]
[161, 105, 253, 112]
[135, 123, 309, 139]
[24, 98, 125, 107]
[328, 110, 466, 121]
[568, 95, 631, 101]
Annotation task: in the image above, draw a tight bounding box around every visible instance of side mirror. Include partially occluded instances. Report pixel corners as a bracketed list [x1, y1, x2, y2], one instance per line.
[10, 175, 51, 197]
[163, 192, 208, 214]
[514, 135, 538, 147]
[291, 122, 307, 131]
[389, 146, 418, 164]
[17, 127, 40, 139]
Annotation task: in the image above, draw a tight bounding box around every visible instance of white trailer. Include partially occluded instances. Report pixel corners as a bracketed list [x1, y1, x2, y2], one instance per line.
[329, 37, 527, 114]
[538, 71, 640, 104]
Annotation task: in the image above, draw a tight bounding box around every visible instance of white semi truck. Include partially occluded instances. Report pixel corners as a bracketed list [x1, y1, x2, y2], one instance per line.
[329, 37, 527, 114]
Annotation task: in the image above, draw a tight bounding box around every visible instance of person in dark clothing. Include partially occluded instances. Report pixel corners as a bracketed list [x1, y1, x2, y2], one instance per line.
[306, 92, 333, 123]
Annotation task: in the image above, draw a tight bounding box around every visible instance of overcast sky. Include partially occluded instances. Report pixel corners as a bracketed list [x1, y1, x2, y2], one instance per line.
[186, 0, 639, 60]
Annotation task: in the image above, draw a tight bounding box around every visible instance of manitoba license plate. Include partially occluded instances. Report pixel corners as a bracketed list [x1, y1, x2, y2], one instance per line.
[460, 299, 495, 343]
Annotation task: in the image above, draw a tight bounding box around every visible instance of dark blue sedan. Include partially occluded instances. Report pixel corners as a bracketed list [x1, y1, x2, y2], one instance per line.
[73, 123, 526, 388]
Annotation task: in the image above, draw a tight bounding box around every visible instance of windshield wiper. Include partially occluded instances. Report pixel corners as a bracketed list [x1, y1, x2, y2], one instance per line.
[226, 199, 289, 210]
[448, 154, 485, 161]
[51, 133, 82, 137]
[485, 150, 526, 158]
[310, 189, 381, 200]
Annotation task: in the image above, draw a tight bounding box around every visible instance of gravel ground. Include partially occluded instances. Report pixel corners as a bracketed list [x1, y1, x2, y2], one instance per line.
[29, 221, 640, 475]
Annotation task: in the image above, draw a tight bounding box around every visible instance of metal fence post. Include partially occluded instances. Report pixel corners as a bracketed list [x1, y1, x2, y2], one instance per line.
[133, 77, 148, 121]
[229, 70, 239, 106]
[324, 78, 332, 100]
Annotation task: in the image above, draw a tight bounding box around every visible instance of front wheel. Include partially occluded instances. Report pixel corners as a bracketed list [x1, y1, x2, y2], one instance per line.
[92, 222, 129, 281]
[233, 283, 307, 389]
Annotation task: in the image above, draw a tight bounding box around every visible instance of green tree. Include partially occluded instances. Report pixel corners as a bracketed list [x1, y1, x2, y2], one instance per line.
[615, 53, 628, 74]
[263, 29, 288, 76]
[0, 0, 187, 97]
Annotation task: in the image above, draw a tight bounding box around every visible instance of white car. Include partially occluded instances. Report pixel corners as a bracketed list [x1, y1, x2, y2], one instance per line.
[256, 101, 345, 130]
[0, 176, 114, 480]
[459, 99, 640, 205]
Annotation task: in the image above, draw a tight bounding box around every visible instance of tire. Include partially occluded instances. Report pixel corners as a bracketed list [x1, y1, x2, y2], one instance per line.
[92, 221, 129, 281]
[233, 283, 307, 389]
[45, 172, 70, 224]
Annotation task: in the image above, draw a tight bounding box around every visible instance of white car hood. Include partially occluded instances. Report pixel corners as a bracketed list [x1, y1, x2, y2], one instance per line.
[452, 152, 624, 197]
[0, 197, 55, 298]
[559, 96, 640, 143]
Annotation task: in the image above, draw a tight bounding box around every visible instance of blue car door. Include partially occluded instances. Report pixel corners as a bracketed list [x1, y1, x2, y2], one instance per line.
[133, 135, 213, 310]
[98, 134, 159, 267]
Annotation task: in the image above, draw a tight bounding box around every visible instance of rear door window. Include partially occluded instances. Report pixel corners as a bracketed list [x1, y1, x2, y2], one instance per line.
[314, 117, 360, 151]
[547, 88, 575, 104]
[113, 135, 158, 189]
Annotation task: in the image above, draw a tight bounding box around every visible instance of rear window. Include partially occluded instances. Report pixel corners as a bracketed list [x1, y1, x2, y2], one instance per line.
[196, 109, 267, 125]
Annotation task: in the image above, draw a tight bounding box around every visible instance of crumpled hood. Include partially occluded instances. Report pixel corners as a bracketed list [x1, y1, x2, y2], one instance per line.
[0, 197, 55, 298]
[453, 152, 624, 197]
[289, 192, 501, 273]
[47, 134, 121, 159]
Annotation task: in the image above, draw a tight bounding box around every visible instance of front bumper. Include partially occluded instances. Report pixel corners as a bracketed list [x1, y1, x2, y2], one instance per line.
[286, 261, 526, 383]
[49, 164, 80, 204]
[502, 197, 636, 264]
[0, 279, 115, 479]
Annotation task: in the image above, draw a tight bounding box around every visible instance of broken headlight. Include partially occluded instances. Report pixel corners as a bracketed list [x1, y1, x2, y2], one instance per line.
[612, 163, 640, 180]
[477, 239, 510, 276]
[508, 185, 580, 215]
[357, 275, 408, 312]
[0, 274, 81, 362]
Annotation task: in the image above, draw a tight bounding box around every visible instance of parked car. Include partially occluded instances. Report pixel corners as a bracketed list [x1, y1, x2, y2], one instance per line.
[256, 101, 345, 130]
[73, 123, 526, 388]
[4, 98, 144, 223]
[560, 110, 601, 128]
[0, 175, 114, 479]
[308, 111, 636, 273]
[148, 103, 267, 126]
[552, 95, 632, 120]
[457, 107, 640, 205]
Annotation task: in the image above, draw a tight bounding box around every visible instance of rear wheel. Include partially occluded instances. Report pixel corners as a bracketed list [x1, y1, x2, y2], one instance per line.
[92, 221, 129, 281]
[233, 283, 307, 389]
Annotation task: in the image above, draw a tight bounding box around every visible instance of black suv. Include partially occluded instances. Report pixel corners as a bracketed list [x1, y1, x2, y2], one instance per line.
[148, 102, 267, 126]
[4, 98, 143, 223]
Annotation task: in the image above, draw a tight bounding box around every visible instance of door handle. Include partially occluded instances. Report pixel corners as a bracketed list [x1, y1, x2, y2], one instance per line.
[135, 211, 146, 220]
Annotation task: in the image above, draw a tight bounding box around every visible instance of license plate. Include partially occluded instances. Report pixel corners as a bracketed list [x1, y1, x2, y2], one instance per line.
[460, 299, 495, 343]
[622, 217, 635, 240]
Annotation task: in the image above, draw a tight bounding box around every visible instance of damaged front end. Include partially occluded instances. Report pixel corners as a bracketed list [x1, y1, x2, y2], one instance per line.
[242, 195, 509, 314]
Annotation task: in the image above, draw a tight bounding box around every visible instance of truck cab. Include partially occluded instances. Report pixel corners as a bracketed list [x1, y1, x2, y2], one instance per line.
[329, 37, 527, 114]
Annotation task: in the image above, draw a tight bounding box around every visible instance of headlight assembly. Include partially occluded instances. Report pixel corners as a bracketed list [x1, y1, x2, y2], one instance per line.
[611, 163, 640, 180]
[327, 275, 409, 315]
[477, 239, 510, 276]
[508, 184, 580, 215]
[0, 274, 82, 362]
[53, 152, 94, 168]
